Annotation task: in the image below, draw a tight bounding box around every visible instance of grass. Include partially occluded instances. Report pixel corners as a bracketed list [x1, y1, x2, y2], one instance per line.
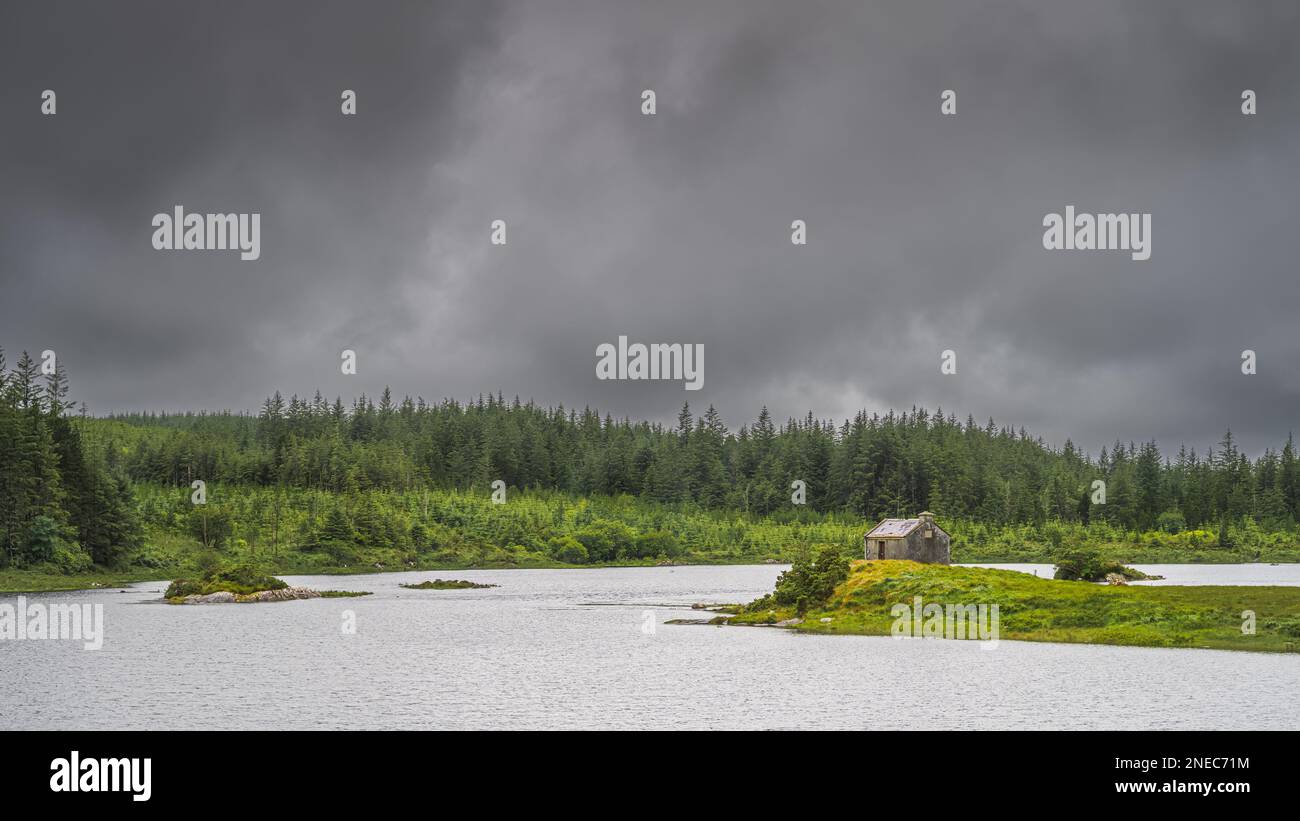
[727, 560, 1300, 653]
[0, 567, 175, 594]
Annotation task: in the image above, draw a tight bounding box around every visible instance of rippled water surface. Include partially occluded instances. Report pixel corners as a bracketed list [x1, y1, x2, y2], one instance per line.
[2, 564, 1297, 730]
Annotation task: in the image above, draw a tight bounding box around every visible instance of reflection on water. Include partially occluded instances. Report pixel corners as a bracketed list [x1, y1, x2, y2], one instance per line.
[1, 564, 1297, 730]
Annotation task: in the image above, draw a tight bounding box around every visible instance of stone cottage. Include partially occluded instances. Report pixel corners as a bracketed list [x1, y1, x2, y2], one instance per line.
[863, 511, 950, 564]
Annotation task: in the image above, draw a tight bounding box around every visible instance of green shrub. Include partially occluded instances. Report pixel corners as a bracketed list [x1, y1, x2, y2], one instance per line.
[1157, 510, 1186, 534]
[46, 541, 94, 575]
[547, 535, 588, 564]
[322, 539, 359, 565]
[409, 522, 429, 551]
[22, 516, 64, 565]
[1052, 548, 1149, 582]
[574, 520, 637, 563]
[774, 545, 850, 607]
[630, 530, 682, 560]
[187, 505, 234, 551]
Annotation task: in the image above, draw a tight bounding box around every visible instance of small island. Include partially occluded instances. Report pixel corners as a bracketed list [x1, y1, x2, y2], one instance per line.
[400, 578, 498, 590]
[1052, 550, 1164, 583]
[164, 565, 368, 603]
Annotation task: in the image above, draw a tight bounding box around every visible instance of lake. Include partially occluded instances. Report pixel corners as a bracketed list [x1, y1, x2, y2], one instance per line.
[2, 563, 1297, 730]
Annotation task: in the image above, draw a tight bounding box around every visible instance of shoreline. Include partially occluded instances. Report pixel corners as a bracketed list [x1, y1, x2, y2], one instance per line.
[701, 614, 1300, 655]
[2, 557, 1299, 595]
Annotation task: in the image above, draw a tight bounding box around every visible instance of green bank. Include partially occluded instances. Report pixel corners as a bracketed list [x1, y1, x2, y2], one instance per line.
[724, 559, 1300, 653]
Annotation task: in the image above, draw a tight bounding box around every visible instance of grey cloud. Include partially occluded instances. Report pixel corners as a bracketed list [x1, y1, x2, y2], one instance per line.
[1, 0, 1297, 456]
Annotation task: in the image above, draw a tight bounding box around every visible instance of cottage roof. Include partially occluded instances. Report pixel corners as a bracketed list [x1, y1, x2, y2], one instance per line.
[865, 518, 922, 538]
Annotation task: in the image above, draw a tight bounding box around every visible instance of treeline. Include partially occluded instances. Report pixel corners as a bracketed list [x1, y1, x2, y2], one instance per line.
[100, 387, 1300, 533]
[0, 349, 141, 570]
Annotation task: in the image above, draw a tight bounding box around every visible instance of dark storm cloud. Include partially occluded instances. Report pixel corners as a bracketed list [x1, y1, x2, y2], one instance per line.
[1, 0, 1297, 456]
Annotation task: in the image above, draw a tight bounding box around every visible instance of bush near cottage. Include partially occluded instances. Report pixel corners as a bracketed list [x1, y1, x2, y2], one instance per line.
[769, 544, 850, 613]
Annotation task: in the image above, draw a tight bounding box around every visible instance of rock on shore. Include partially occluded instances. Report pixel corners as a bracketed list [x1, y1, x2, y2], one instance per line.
[178, 586, 321, 604]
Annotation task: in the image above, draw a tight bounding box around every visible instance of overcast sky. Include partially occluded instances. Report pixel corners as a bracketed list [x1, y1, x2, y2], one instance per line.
[2, 0, 1298, 457]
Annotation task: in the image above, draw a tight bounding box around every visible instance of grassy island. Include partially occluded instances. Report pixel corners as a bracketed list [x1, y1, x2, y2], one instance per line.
[400, 579, 498, 590]
[164, 566, 288, 599]
[162, 565, 367, 602]
[725, 559, 1300, 653]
